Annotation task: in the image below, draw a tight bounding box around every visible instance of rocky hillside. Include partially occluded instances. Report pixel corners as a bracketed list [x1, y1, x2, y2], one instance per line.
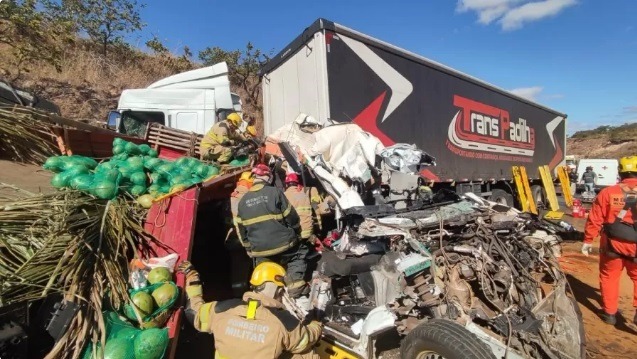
[567, 123, 637, 159]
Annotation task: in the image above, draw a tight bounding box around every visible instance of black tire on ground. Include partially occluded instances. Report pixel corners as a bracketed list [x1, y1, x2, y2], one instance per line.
[531, 185, 547, 209]
[488, 188, 514, 207]
[400, 319, 496, 359]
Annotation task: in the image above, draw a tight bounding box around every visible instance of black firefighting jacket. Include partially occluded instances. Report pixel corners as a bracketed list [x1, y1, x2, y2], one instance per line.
[236, 181, 301, 257]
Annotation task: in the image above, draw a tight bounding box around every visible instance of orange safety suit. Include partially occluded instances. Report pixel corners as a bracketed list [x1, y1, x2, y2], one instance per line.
[584, 178, 637, 315]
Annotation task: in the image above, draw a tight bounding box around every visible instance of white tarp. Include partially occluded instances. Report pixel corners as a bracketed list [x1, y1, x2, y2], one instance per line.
[307, 123, 384, 183]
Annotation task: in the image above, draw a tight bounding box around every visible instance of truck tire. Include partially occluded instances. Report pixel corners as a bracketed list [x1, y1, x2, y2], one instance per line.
[531, 185, 547, 209]
[400, 320, 496, 359]
[489, 189, 514, 207]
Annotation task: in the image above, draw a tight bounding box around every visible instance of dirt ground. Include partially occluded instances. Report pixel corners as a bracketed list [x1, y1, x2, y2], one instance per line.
[0, 159, 53, 200]
[0, 159, 636, 357]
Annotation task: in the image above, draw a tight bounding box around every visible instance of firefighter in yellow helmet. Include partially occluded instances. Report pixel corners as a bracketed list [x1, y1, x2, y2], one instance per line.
[178, 261, 323, 359]
[200, 112, 246, 164]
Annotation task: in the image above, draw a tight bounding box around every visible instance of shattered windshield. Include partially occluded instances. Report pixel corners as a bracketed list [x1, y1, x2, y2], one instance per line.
[120, 111, 165, 138]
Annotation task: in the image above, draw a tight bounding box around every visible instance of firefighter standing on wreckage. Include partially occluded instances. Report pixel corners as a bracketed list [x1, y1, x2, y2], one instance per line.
[582, 155, 637, 327]
[179, 260, 322, 358]
[236, 164, 310, 297]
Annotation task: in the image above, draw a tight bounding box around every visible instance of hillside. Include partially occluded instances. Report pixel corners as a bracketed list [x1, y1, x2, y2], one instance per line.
[567, 123, 637, 159]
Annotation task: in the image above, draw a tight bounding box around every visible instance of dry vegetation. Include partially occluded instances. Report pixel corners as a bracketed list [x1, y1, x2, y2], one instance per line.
[567, 123, 637, 159]
[1, 40, 199, 121]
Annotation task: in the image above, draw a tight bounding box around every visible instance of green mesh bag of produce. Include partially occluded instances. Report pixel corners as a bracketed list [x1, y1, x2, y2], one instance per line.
[82, 311, 168, 359]
[123, 282, 179, 329]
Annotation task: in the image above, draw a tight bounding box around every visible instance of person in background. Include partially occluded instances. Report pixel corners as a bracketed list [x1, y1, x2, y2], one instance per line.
[581, 166, 597, 193]
[236, 164, 308, 297]
[200, 112, 245, 164]
[581, 156, 637, 326]
[179, 260, 322, 358]
[569, 166, 579, 196]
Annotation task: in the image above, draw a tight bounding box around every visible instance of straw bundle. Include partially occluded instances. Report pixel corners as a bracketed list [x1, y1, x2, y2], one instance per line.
[0, 187, 164, 359]
[0, 106, 60, 164]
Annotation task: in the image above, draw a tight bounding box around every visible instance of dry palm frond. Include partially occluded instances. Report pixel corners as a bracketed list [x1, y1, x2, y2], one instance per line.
[0, 105, 60, 164]
[0, 189, 164, 359]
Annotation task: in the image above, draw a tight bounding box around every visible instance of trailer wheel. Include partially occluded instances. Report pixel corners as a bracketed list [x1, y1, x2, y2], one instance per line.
[489, 189, 514, 207]
[400, 320, 496, 359]
[531, 185, 547, 209]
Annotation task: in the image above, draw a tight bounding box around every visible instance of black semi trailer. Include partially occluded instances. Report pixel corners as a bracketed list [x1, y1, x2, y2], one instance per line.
[261, 18, 567, 206]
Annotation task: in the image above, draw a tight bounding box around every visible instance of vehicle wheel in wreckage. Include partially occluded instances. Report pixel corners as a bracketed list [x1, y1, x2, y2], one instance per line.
[488, 189, 514, 207]
[400, 319, 496, 359]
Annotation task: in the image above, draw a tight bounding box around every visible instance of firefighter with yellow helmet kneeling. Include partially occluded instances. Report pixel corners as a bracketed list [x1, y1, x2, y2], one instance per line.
[200, 112, 246, 164]
[178, 260, 323, 358]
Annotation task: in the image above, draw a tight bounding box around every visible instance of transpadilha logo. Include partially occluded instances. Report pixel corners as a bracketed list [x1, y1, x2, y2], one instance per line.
[447, 95, 536, 162]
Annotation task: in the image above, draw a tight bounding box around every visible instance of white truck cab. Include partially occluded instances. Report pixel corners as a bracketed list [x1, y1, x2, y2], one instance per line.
[107, 62, 242, 138]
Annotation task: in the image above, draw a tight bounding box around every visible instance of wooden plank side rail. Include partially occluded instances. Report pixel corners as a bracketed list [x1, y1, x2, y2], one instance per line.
[145, 123, 204, 158]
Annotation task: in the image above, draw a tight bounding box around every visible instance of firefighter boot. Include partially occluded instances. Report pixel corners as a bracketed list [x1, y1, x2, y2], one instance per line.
[599, 311, 617, 325]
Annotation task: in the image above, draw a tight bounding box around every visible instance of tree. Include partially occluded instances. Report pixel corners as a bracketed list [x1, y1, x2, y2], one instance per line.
[61, 0, 145, 55]
[199, 42, 270, 114]
[0, 0, 73, 80]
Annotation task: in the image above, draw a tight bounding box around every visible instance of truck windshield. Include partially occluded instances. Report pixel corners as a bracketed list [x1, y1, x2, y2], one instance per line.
[120, 111, 165, 138]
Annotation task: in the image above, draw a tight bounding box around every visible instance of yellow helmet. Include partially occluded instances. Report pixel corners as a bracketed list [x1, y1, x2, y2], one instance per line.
[619, 156, 637, 173]
[226, 112, 242, 127]
[239, 171, 253, 183]
[246, 125, 257, 137]
[250, 262, 286, 287]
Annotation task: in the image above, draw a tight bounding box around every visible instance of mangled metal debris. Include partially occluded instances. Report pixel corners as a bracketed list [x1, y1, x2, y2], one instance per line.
[266, 121, 585, 359]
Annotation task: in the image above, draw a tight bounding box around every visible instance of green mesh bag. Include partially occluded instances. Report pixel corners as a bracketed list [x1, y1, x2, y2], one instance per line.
[82, 311, 168, 359]
[123, 282, 179, 329]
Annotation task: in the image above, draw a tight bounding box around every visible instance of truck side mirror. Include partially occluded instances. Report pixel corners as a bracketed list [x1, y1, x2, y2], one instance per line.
[107, 111, 120, 130]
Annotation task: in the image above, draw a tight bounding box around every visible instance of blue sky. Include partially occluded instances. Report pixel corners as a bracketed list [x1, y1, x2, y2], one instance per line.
[136, 0, 637, 135]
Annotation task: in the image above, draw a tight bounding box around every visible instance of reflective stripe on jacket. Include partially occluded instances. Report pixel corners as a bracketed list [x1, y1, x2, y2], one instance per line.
[284, 186, 315, 239]
[230, 181, 252, 247]
[237, 181, 301, 257]
[584, 178, 637, 257]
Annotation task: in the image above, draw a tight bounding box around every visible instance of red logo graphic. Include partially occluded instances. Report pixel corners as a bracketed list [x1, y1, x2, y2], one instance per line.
[447, 95, 536, 162]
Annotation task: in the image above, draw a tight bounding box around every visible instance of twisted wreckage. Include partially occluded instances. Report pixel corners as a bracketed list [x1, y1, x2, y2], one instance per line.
[267, 117, 585, 359]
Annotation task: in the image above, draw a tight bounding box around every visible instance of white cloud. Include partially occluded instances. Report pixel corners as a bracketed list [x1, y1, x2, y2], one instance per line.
[457, 0, 577, 30]
[509, 86, 543, 101]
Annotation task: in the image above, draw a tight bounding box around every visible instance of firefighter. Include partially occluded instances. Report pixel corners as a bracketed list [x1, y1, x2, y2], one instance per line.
[178, 260, 322, 358]
[200, 112, 245, 164]
[283, 173, 322, 243]
[226, 171, 254, 296]
[236, 164, 308, 297]
[582, 156, 637, 326]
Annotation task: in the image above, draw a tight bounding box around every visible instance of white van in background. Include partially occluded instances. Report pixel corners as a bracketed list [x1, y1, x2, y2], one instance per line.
[576, 158, 619, 191]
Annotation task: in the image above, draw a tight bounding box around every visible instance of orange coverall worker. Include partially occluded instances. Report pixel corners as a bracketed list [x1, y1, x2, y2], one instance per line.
[583, 178, 637, 317]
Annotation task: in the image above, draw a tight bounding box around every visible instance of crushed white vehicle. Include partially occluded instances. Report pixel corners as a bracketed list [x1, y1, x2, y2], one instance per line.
[267, 121, 586, 359]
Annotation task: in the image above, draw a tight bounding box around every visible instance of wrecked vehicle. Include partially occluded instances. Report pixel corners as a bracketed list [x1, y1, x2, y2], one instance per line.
[267, 121, 585, 359]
